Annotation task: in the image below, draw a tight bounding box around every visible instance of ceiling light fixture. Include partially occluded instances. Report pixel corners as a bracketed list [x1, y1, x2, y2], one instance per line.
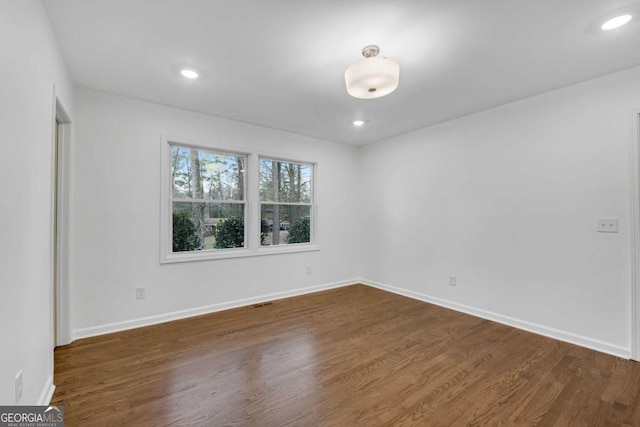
[352, 120, 365, 126]
[601, 14, 632, 30]
[345, 45, 399, 99]
[180, 69, 199, 79]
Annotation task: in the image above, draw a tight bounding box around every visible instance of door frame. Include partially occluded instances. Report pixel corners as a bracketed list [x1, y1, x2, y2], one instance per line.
[52, 89, 72, 347]
[631, 109, 640, 360]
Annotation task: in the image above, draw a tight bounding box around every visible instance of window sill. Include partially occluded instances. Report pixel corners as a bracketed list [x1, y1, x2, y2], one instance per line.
[161, 244, 320, 264]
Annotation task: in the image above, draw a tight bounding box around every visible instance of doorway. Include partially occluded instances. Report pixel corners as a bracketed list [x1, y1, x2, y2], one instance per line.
[633, 111, 640, 361]
[53, 98, 71, 347]
[53, 118, 59, 346]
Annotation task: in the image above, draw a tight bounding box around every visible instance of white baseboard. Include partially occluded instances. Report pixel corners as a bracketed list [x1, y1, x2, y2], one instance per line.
[360, 278, 630, 359]
[37, 375, 55, 406]
[72, 277, 629, 359]
[73, 279, 358, 340]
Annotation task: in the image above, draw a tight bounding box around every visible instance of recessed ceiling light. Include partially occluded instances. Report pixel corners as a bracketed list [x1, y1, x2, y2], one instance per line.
[180, 69, 199, 79]
[352, 120, 365, 126]
[601, 15, 632, 30]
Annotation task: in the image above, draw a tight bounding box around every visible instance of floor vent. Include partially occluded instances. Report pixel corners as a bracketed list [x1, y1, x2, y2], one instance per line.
[252, 302, 273, 308]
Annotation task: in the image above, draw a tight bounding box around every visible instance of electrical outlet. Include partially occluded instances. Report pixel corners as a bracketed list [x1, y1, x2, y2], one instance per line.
[306, 265, 312, 275]
[15, 370, 22, 404]
[448, 275, 456, 286]
[136, 286, 146, 299]
[596, 217, 618, 233]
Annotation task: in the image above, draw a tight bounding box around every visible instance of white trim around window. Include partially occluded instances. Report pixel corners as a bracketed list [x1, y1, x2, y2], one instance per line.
[160, 136, 319, 263]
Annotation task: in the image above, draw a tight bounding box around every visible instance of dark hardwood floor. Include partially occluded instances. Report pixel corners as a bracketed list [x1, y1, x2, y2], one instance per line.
[53, 284, 640, 426]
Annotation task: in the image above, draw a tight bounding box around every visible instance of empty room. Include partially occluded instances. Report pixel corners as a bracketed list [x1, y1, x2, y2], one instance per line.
[3, 0, 640, 425]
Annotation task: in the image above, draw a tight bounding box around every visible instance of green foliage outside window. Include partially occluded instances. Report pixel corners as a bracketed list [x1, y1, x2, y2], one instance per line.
[214, 217, 244, 249]
[213, 217, 271, 248]
[173, 211, 202, 252]
[287, 216, 311, 244]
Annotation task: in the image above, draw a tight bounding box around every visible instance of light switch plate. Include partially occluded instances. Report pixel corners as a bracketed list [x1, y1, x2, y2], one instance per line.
[597, 217, 618, 233]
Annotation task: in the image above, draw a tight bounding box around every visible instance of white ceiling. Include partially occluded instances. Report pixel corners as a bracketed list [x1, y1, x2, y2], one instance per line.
[42, 0, 640, 145]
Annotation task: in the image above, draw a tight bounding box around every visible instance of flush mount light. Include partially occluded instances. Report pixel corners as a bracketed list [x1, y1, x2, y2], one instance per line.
[180, 69, 199, 79]
[352, 120, 365, 126]
[601, 14, 632, 30]
[345, 45, 399, 99]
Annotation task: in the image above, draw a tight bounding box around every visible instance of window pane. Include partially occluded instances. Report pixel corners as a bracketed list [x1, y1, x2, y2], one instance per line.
[259, 159, 312, 203]
[172, 202, 245, 252]
[260, 204, 311, 246]
[172, 146, 245, 200]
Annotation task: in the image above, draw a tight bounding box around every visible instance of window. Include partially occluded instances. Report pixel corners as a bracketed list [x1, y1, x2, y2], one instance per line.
[259, 159, 313, 246]
[170, 144, 246, 252]
[161, 138, 317, 262]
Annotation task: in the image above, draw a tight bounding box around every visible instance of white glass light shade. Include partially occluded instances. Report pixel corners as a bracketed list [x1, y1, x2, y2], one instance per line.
[345, 56, 400, 99]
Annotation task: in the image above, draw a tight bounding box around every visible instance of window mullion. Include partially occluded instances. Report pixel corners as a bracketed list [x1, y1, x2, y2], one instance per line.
[247, 153, 260, 251]
[171, 198, 245, 204]
[258, 201, 312, 206]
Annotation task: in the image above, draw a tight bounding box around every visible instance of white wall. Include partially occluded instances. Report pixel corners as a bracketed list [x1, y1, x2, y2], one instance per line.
[70, 89, 362, 336]
[360, 65, 640, 357]
[0, 0, 74, 405]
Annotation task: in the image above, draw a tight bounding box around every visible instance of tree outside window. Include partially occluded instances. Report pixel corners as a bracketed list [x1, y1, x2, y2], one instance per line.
[259, 159, 313, 246]
[171, 145, 246, 252]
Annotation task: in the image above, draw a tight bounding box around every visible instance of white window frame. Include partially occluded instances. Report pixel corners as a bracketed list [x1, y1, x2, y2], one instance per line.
[160, 137, 318, 263]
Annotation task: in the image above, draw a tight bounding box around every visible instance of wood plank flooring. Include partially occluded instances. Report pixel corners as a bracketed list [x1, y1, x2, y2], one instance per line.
[52, 284, 640, 426]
